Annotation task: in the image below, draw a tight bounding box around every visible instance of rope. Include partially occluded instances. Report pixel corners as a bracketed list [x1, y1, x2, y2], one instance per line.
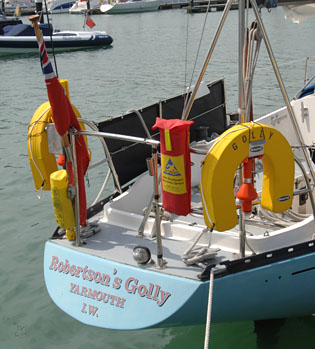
[181, 227, 219, 265]
[204, 268, 214, 349]
[257, 206, 309, 227]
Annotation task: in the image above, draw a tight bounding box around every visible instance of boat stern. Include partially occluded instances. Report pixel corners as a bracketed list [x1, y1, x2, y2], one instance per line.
[44, 241, 207, 329]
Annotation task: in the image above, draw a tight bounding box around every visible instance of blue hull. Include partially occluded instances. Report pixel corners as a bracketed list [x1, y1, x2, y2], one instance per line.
[44, 241, 315, 329]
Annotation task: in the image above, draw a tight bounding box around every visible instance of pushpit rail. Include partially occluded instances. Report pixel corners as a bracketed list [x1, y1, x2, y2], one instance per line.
[78, 130, 160, 146]
[68, 128, 165, 266]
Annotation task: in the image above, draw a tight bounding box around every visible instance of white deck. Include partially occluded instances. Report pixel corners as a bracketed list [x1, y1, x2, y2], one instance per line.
[51, 94, 315, 281]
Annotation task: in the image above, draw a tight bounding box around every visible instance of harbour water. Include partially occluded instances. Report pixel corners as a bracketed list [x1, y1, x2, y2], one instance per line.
[1, 6, 315, 349]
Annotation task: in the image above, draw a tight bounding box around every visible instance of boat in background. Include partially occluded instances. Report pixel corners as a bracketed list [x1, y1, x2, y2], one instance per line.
[100, 0, 160, 14]
[44, 0, 76, 13]
[283, 3, 315, 23]
[0, 9, 22, 29]
[2, 0, 36, 15]
[69, 0, 103, 14]
[0, 21, 113, 55]
[28, 0, 315, 340]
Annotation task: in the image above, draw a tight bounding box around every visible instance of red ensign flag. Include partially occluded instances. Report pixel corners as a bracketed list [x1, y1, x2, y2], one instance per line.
[38, 35, 90, 226]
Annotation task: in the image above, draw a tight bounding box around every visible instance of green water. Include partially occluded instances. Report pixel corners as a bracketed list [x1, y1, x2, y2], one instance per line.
[1, 7, 315, 349]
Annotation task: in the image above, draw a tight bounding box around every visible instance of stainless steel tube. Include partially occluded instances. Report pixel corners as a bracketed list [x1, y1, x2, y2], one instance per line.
[77, 130, 159, 147]
[71, 133, 82, 247]
[182, 0, 234, 121]
[250, 0, 315, 187]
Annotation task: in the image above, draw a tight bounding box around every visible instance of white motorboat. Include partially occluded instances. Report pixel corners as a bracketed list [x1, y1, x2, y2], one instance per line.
[0, 9, 22, 29]
[100, 0, 160, 14]
[45, 0, 76, 13]
[0, 22, 113, 55]
[69, 0, 103, 14]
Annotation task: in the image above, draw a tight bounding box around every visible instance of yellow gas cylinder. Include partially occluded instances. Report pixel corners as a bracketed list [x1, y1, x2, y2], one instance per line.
[50, 169, 75, 234]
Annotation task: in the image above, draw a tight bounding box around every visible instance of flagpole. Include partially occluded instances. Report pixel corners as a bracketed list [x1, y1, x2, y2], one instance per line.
[30, 14, 75, 183]
[30, 14, 76, 210]
[29, 14, 69, 150]
[30, 13, 90, 235]
[43, 0, 59, 77]
[30, 13, 59, 78]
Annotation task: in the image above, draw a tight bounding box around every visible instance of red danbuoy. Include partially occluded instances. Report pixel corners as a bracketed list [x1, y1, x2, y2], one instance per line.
[236, 158, 258, 212]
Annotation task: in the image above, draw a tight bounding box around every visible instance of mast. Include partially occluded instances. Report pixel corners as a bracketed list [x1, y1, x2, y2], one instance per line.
[238, 0, 245, 122]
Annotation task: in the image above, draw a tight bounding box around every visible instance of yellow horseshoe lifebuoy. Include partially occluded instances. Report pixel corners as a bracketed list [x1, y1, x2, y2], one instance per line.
[200, 122, 295, 232]
[27, 101, 57, 191]
[27, 79, 89, 191]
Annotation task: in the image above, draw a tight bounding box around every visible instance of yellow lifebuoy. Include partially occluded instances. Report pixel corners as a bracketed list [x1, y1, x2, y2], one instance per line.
[201, 122, 295, 232]
[27, 79, 88, 191]
[27, 102, 57, 191]
[50, 169, 75, 233]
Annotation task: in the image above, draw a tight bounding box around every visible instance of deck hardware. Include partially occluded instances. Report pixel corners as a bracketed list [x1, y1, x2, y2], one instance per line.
[133, 246, 152, 265]
[67, 185, 76, 200]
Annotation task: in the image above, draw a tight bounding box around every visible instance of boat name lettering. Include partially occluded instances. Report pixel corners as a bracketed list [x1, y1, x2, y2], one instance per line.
[70, 282, 126, 308]
[49, 256, 171, 307]
[125, 277, 171, 306]
[232, 130, 273, 151]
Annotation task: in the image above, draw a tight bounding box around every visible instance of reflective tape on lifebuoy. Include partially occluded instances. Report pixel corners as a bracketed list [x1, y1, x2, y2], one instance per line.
[200, 122, 295, 232]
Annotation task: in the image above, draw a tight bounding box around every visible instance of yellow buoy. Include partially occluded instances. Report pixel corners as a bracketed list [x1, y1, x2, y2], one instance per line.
[27, 79, 90, 191]
[201, 122, 295, 231]
[50, 169, 75, 233]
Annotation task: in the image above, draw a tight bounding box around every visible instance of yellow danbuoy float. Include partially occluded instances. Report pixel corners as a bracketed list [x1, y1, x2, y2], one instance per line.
[50, 169, 76, 240]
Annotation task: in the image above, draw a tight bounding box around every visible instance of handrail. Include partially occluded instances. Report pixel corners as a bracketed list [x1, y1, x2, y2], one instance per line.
[68, 127, 164, 263]
[73, 129, 160, 146]
[68, 128, 159, 245]
[126, 109, 152, 139]
[80, 119, 122, 194]
[294, 157, 315, 217]
[71, 132, 82, 247]
[304, 56, 315, 84]
[294, 75, 315, 100]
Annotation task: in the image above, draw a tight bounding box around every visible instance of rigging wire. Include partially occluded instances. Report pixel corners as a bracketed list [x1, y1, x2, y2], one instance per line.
[184, 9, 190, 97]
[183, 0, 212, 114]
